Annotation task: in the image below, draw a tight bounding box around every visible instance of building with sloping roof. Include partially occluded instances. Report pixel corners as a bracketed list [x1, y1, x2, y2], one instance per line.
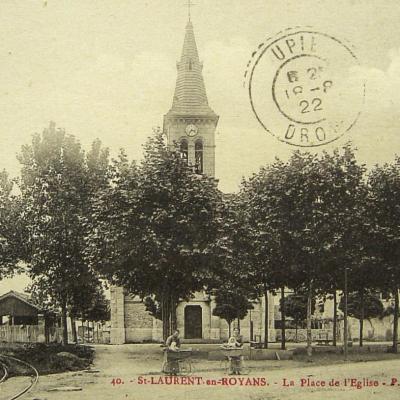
[0, 290, 42, 326]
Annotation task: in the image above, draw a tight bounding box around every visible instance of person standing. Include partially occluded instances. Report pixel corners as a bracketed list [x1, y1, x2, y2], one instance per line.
[163, 330, 181, 375]
[166, 330, 181, 349]
[226, 328, 244, 375]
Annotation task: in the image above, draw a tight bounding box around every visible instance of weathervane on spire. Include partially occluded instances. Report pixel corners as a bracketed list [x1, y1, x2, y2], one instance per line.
[185, 0, 196, 21]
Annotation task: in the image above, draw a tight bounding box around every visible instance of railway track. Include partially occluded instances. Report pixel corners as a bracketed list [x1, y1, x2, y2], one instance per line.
[0, 355, 39, 400]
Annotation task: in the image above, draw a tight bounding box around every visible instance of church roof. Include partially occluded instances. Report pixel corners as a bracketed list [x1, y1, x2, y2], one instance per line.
[166, 21, 217, 118]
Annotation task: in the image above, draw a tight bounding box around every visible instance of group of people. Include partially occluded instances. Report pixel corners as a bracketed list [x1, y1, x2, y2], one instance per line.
[164, 328, 244, 375]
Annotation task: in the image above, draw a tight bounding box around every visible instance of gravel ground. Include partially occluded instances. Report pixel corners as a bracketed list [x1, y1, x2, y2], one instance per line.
[15, 344, 400, 400]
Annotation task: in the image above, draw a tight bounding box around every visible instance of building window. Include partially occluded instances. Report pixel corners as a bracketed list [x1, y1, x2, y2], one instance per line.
[195, 139, 203, 174]
[180, 139, 188, 163]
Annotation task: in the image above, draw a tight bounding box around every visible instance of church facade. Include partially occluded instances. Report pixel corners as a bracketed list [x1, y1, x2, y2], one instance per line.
[110, 20, 275, 344]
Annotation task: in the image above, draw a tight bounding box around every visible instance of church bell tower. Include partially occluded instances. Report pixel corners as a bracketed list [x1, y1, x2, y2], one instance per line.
[163, 20, 219, 177]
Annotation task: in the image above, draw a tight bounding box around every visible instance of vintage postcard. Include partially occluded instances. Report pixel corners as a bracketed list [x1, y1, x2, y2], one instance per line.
[0, 1, 400, 399]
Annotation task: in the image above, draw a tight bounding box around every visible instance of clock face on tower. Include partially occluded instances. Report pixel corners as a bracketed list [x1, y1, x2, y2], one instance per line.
[185, 124, 198, 137]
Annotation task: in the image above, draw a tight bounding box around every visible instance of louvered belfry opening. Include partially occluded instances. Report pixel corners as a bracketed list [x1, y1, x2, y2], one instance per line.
[180, 139, 189, 163]
[195, 139, 203, 174]
[163, 19, 219, 178]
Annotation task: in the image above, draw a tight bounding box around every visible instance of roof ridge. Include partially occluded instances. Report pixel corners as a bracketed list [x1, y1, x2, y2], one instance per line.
[0, 290, 41, 310]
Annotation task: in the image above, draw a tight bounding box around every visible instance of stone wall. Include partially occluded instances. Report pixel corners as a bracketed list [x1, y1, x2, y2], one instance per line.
[110, 289, 277, 344]
[110, 286, 125, 344]
[124, 297, 153, 342]
[348, 316, 394, 341]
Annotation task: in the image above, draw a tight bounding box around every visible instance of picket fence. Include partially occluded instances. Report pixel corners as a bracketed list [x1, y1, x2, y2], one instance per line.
[0, 325, 63, 343]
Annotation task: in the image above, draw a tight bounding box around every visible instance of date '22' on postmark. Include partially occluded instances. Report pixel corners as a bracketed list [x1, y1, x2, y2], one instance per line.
[246, 29, 365, 147]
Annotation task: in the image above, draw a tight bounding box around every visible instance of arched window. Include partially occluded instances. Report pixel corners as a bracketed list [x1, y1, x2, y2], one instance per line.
[180, 139, 188, 164]
[195, 140, 203, 174]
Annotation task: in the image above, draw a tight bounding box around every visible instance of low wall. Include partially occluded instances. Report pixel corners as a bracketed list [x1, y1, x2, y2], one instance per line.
[275, 328, 332, 342]
[207, 347, 294, 361]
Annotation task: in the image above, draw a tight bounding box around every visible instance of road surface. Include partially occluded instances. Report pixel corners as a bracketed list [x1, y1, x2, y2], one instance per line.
[20, 344, 400, 400]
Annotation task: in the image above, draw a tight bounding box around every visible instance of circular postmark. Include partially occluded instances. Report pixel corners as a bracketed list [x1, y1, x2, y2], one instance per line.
[246, 28, 365, 147]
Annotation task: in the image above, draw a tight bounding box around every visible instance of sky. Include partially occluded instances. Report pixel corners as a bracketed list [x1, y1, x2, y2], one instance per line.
[1, 0, 400, 293]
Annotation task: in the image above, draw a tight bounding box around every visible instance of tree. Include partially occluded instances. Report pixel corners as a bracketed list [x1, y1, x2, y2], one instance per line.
[86, 129, 224, 340]
[368, 157, 400, 352]
[18, 122, 110, 344]
[244, 151, 328, 354]
[212, 288, 253, 337]
[0, 170, 24, 279]
[283, 293, 316, 341]
[241, 144, 367, 356]
[144, 296, 162, 320]
[205, 193, 260, 336]
[81, 285, 110, 322]
[240, 159, 293, 349]
[313, 145, 369, 349]
[339, 291, 384, 343]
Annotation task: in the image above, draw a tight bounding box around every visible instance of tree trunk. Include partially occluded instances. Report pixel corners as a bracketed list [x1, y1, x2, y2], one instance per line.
[61, 302, 68, 345]
[170, 295, 177, 333]
[71, 315, 77, 343]
[162, 294, 170, 342]
[306, 280, 313, 357]
[281, 287, 286, 350]
[237, 318, 240, 330]
[81, 317, 85, 344]
[393, 287, 399, 353]
[264, 287, 269, 349]
[161, 295, 166, 341]
[228, 321, 232, 338]
[359, 289, 364, 347]
[333, 291, 337, 347]
[295, 323, 298, 342]
[343, 268, 349, 360]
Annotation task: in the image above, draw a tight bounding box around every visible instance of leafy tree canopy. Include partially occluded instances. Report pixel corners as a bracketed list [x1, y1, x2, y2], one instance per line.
[339, 292, 384, 321]
[17, 122, 110, 342]
[0, 170, 24, 279]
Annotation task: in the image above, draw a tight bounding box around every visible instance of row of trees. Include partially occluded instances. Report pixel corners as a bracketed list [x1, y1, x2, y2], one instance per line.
[1, 123, 400, 353]
[232, 145, 400, 354]
[0, 123, 109, 343]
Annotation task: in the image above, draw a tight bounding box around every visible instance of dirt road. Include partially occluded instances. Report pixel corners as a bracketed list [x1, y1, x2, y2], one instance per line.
[21, 344, 400, 400]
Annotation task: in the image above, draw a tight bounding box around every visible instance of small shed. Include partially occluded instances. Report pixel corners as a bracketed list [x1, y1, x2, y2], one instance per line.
[0, 290, 42, 325]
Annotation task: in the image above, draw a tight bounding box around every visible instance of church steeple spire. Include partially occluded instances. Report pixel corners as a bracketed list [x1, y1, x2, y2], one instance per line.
[164, 18, 218, 178]
[167, 20, 216, 117]
[186, 0, 195, 22]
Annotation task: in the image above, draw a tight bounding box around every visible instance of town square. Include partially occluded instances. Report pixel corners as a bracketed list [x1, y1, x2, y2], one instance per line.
[1, 1, 400, 399]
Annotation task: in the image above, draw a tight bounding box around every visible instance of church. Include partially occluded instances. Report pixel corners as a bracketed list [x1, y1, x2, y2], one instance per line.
[109, 18, 276, 344]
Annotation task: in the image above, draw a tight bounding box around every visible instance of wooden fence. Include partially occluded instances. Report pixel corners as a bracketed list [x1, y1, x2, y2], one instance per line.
[77, 324, 110, 344]
[0, 325, 63, 343]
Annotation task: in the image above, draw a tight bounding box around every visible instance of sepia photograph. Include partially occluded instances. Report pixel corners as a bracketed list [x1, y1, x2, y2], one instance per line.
[0, 1, 400, 399]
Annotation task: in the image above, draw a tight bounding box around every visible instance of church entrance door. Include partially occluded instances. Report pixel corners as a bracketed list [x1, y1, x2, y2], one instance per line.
[184, 305, 202, 339]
